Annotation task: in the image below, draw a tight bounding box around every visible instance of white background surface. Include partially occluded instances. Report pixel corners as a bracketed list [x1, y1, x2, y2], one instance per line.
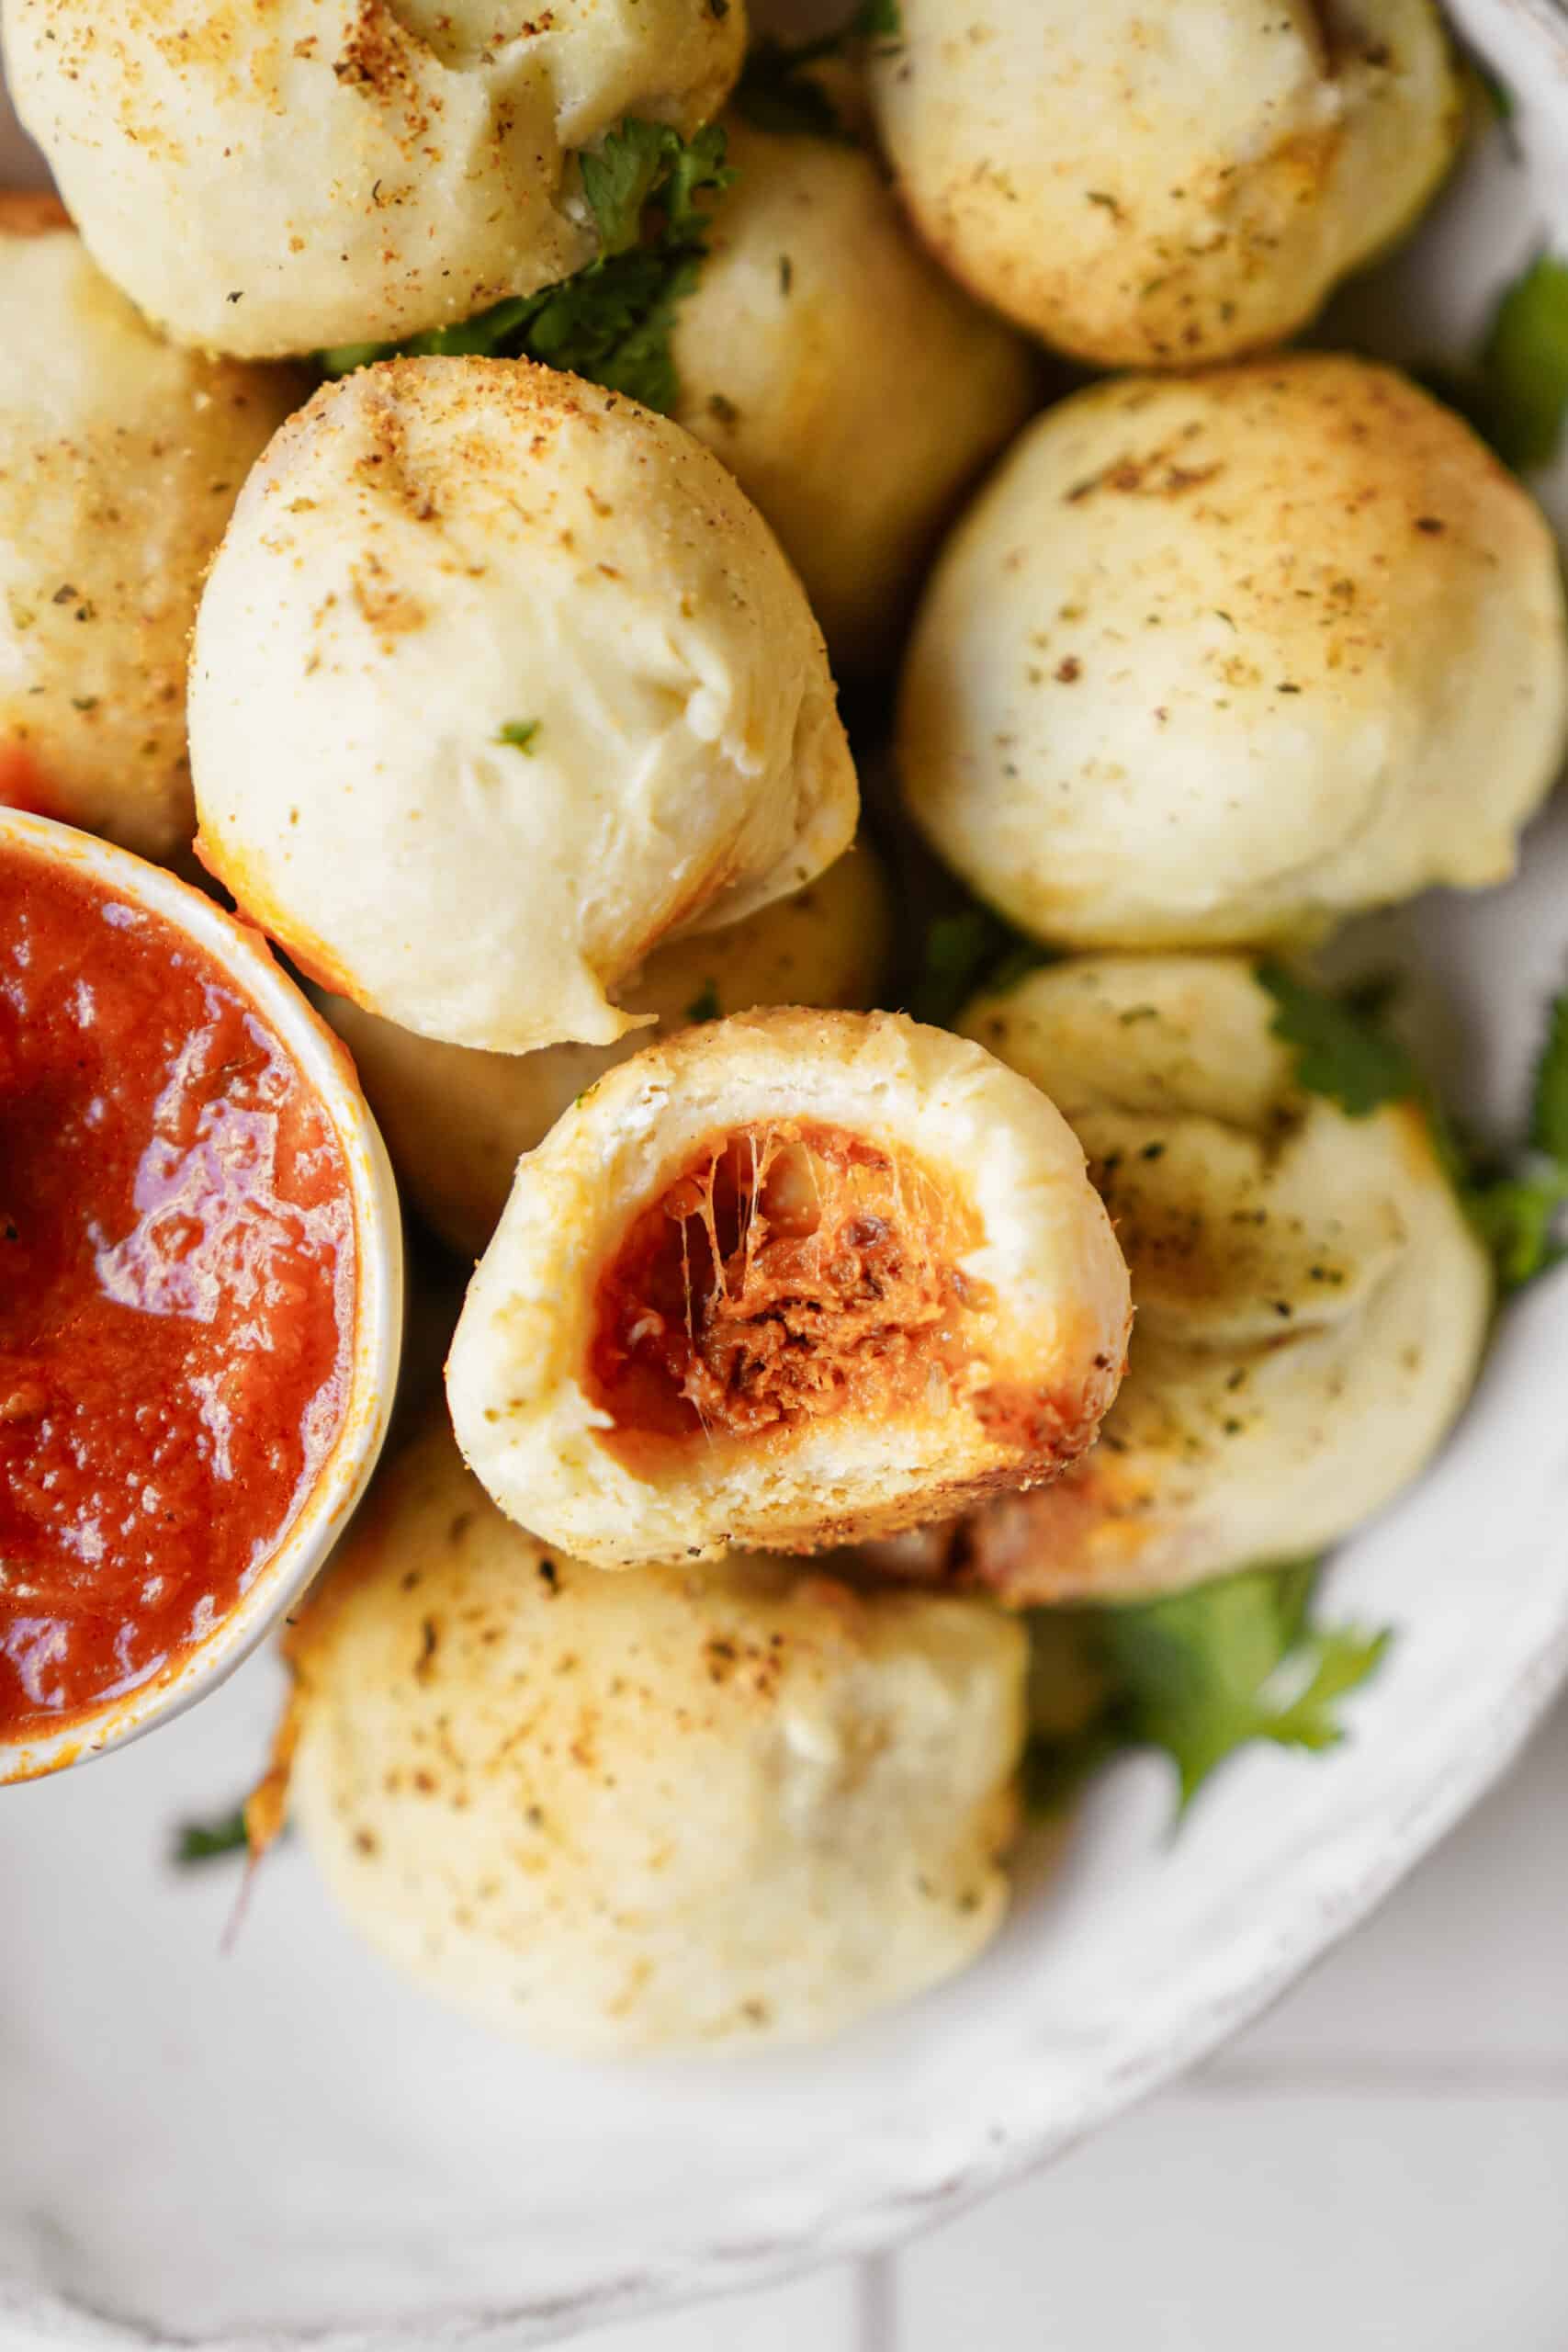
[568, 1695, 1568, 2352]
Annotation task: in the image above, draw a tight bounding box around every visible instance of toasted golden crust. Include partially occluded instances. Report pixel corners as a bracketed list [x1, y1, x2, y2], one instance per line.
[903, 956, 1494, 1603]
[670, 111, 1038, 676]
[278, 1417, 1028, 2052]
[446, 1006, 1131, 1567]
[0, 191, 69, 235]
[868, 0, 1460, 367]
[321, 841, 896, 1260]
[190, 356, 857, 1051]
[5, 0, 747, 358]
[0, 204, 303, 862]
[898, 357, 1568, 951]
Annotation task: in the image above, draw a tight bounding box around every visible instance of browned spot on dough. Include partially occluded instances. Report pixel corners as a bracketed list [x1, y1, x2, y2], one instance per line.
[0, 193, 72, 238]
[350, 550, 426, 641]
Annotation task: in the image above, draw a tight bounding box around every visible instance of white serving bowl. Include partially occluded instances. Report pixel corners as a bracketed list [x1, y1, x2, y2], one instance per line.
[2, 1, 1567, 2344]
[0, 808, 403, 1785]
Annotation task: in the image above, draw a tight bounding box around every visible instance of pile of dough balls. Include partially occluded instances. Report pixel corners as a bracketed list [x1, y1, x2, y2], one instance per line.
[930, 957, 1493, 1603]
[4, 0, 1554, 2055]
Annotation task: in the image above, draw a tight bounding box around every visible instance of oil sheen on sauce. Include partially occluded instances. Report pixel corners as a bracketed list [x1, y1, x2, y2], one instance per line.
[1, 839, 354, 1738]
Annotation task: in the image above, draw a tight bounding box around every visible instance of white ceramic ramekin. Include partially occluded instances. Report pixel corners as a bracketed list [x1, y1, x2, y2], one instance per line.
[0, 806, 403, 1784]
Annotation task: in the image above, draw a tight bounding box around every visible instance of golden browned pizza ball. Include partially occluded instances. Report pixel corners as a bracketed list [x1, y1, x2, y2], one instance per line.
[868, 0, 1461, 367]
[899, 357, 1568, 952]
[4, 0, 747, 358]
[189, 356, 857, 1051]
[446, 1007, 1132, 1567]
[0, 196, 302, 863]
[272, 1417, 1028, 2052]
[875, 956, 1491, 1605]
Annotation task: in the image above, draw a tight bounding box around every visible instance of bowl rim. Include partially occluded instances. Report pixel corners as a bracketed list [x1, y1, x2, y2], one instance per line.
[0, 806, 404, 1786]
[6, 0, 1568, 2338]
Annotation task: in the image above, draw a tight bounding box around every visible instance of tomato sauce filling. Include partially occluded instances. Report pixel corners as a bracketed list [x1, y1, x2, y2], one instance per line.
[0, 841, 355, 1739]
[586, 1121, 985, 1454]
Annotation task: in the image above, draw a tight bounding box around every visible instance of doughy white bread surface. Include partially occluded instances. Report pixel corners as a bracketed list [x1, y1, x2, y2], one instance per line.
[0, 197, 301, 863]
[446, 1007, 1132, 1568]
[670, 113, 1038, 676]
[868, 0, 1460, 367]
[282, 1419, 1027, 2053]
[899, 358, 1568, 952]
[3, 0, 746, 359]
[190, 357, 857, 1050]
[943, 956, 1492, 1602]
[321, 841, 895, 1260]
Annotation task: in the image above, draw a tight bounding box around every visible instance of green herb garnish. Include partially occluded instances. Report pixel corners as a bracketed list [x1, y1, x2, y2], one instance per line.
[1025, 1560, 1391, 1816]
[1528, 989, 1568, 1159]
[683, 978, 722, 1023]
[1259, 961, 1568, 1295]
[1257, 959, 1419, 1117]
[1468, 1174, 1568, 1291]
[1418, 252, 1568, 472]
[495, 718, 541, 754]
[1473, 58, 1515, 122]
[318, 119, 732, 417]
[1475, 254, 1568, 470]
[581, 119, 689, 255]
[908, 905, 1049, 1028]
[1467, 991, 1568, 1291]
[172, 1806, 251, 1865]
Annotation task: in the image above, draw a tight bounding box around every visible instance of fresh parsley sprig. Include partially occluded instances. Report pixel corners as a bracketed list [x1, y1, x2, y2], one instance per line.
[1529, 990, 1568, 1158]
[1465, 993, 1568, 1290]
[319, 119, 733, 416]
[1257, 959, 1419, 1117]
[1025, 1560, 1391, 1816]
[1258, 959, 1568, 1295]
[1472, 254, 1568, 471]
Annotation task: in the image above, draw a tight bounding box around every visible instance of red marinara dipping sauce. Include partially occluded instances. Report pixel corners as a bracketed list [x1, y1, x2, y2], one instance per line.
[1, 836, 355, 1738]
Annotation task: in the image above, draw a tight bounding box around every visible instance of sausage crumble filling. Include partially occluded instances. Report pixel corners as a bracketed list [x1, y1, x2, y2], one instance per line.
[588, 1120, 983, 1450]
